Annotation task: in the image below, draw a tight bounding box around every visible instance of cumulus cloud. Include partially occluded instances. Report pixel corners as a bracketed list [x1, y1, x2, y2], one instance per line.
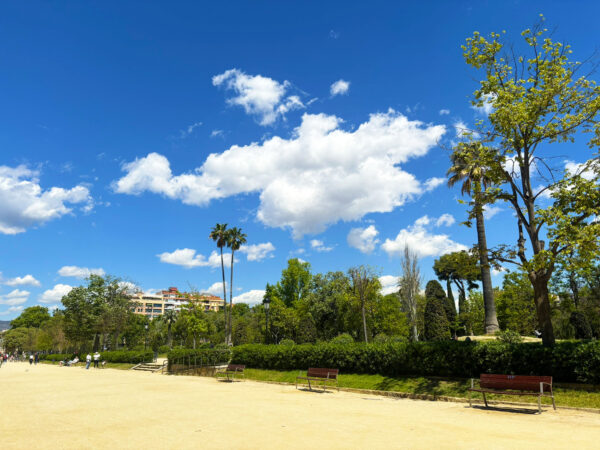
[157, 248, 232, 269]
[212, 68, 303, 126]
[204, 282, 226, 296]
[0, 305, 24, 316]
[233, 289, 265, 305]
[379, 275, 399, 296]
[58, 266, 105, 279]
[471, 93, 496, 116]
[0, 289, 30, 306]
[114, 111, 446, 237]
[347, 225, 380, 254]
[435, 213, 455, 227]
[2, 274, 41, 287]
[330, 79, 350, 96]
[381, 215, 467, 258]
[0, 165, 93, 235]
[439, 109, 450, 115]
[39, 284, 73, 303]
[483, 205, 502, 220]
[239, 242, 275, 261]
[424, 177, 445, 192]
[564, 159, 597, 181]
[310, 239, 333, 252]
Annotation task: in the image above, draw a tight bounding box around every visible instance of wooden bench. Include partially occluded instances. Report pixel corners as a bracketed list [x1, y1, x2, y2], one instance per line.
[215, 364, 245, 381]
[296, 368, 339, 392]
[468, 374, 556, 413]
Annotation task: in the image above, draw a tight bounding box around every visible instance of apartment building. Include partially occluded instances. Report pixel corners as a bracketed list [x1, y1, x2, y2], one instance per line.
[130, 287, 224, 318]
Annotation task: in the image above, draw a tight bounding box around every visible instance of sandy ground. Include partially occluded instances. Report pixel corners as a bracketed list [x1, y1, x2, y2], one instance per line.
[1, 362, 599, 449]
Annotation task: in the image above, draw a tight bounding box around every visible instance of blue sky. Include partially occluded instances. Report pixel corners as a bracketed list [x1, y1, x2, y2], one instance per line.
[1, 1, 599, 318]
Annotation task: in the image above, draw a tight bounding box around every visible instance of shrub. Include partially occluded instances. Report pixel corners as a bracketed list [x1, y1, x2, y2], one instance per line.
[279, 339, 295, 346]
[495, 329, 523, 344]
[99, 350, 154, 363]
[230, 340, 600, 383]
[570, 312, 593, 339]
[330, 333, 354, 345]
[373, 334, 389, 344]
[39, 353, 70, 362]
[158, 345, 171, 355]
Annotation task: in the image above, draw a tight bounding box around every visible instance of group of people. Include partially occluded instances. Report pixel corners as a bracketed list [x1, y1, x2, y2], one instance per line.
[0, 352, 38, 368]
[85, 352, 101, 369]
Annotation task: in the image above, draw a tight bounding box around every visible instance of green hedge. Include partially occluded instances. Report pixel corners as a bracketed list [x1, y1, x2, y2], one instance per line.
[167, 347, 231, 372]
[230, 341, 600, 384]
[39, 350, 153, 364]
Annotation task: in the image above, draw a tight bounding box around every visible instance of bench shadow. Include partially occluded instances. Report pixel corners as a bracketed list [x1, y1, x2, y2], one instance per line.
[469, 404, 539, 415]
[295, 386, 334, 394]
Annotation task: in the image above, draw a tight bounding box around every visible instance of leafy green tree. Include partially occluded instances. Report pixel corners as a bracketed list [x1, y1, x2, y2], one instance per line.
[433, 251, 480, 315]
[398, 245, 422, 341]
[180, 303, 209, 349]
[10, 306, 50, 329]
[462, 20, 600, 344]
[495, 272, 538, 335]
[424, 280, 450, 341]
[209, 223, 229, 344]
[447, 143, 500, 334]
[372, 294, 409, 339]
[348, 265, 380, 343]
[225, 226, 247, 346]
[276, 258, 312, 307]
[461, 291, 485, 335]
[162, 309, 177, 348]
[2, 327, 31, 352]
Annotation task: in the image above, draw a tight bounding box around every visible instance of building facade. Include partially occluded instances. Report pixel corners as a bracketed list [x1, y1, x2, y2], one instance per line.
[130, 287, 224, 319]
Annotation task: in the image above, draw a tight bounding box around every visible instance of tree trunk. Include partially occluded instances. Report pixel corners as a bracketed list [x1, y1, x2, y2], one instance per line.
[531, 273, 556, 346]
[167, 324, 172, 349]
[475, 204, 500, 334]
[220, 247, 228, 345]
[569, 272, 580, 309]
[92, 332, 100, 352]
[412, 324, 418, 342]
[446, 279, 454, 304]
[361, 296, 368, 343]
[228, 250, 235, 347]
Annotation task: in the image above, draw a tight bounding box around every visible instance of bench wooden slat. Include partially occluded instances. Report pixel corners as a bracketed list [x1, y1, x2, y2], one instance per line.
[296, 367, 340, 392]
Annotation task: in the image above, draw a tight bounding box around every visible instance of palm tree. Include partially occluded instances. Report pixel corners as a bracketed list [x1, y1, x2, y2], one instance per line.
[209, 223, 229, 344]
[226, 227, 247, 346]
[447, 142, 500, 334]
[162, 309, 177, 349]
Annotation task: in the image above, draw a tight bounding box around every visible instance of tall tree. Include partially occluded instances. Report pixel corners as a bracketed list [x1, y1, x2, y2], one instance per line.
[10, 306, 51, 329]
[462, 20, 600, 344]
[162, 309, 177, 348]
[398, 245, 422, 341]
[277, 259, 312, 307]
[226, 226, 247, 346]
[447, 143, 500, 334]
[424, 280, 451, 341]
[348, 265, 379, 343]
[209, 223, 229, 345]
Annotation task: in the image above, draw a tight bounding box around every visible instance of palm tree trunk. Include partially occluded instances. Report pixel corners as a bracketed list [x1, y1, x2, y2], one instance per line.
[475, 202, 500, 334]
[228, 250, 235, 346]
[220, 247, 228, 345]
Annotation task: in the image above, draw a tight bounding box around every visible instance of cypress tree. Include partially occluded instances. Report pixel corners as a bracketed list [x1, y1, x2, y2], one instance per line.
[424, 280, 451, 341]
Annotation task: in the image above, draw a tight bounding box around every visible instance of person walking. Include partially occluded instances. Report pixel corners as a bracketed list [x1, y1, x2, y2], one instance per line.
[29, 354, 33, 365]
[34, 353, 39, 365]
[85, 353, 92, 370]
[93, 351, 100, 368]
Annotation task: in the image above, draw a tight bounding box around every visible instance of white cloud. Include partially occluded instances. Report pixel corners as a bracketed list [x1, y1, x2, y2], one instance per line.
[239, 242, 275, 261]
[347, 225, 380, 254]
[179, 121, 202, 138]
[379, 275, 398, 296]
[0, 165, 93, 235]
[0, 305, 24, 316]
[212, 68, 304, 126]
[118, 281, 140, 294]
[210, 129, 224, 138]
[454, 120, 469, 138]
[435, 213, 455, 227]
[38, 284, 73, 304]
[114, 110, 446, 237]
[330, 79, 350, 96]
[0, 289, 30, 306]
[310, 239, 333, 252]
[565, 159, 597, 181]
[439, 109, 450, 115]
[204, 282, 226, 296]
[58, 266, 105, 279]
[424, 177, 445, 192]
[41, 304, 62, 312]
[157, 248, 232, 269]
[2, 274, 41, 287]
[382, 215, 467, 258]
[492, 267, 507, 277]
[483, 205, 502, 220]
[471, 93, 496, 116]
[233, 289, 265, 305]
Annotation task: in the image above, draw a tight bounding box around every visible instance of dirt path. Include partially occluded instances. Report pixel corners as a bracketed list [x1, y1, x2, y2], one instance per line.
[1, 362, 598, 449]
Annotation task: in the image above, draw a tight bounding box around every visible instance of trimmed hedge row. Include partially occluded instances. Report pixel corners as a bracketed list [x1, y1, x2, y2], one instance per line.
[39, 350, 153, 364]
[167, 347, 231, 372]
[230, 341, 600, 384]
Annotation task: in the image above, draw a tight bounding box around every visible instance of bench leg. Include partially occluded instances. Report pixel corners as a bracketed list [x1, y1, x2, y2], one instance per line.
[552, 395, 556, 410]
[308, 378, 311, 391]
[482, 392, 488, 408]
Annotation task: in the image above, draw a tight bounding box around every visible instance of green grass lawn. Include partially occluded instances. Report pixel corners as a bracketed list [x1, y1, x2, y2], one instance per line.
[243, 369, 600, 410]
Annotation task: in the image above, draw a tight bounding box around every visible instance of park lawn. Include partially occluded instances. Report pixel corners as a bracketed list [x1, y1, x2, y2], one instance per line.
[41, 361, 135, 370]
[243, 369, 600, 410]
